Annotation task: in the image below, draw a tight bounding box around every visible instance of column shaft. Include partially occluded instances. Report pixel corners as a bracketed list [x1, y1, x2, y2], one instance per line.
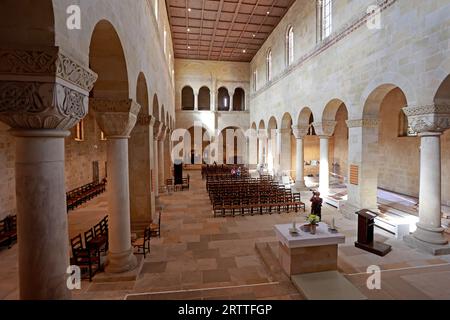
[194, 94, 198, 111]
[413, 133, 447, 245]
[14, 130, 71, 300]
[159, 139, 165, 185]
[295, 138, 306, 188]
[153, 139, 159, 196]
[106, 138, 137, 273]
[319, 137, 330, 195]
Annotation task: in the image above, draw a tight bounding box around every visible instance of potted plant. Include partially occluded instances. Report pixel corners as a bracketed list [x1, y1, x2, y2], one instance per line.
[306, 214, 321, 234]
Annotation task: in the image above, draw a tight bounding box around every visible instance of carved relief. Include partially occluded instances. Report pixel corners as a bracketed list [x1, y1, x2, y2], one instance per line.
[0, 47, 97, 130]
[291, 125, 310, 139]
[345, 119, 380, 128]
[403, 105, 450, 133]
[312, 121, 337, 137]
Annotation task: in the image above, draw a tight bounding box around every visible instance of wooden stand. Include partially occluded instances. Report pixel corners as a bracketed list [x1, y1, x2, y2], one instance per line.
[355, 209, 392, 256]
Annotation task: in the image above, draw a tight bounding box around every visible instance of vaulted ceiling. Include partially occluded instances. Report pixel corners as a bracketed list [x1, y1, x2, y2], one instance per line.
[167, 0, 296, 62]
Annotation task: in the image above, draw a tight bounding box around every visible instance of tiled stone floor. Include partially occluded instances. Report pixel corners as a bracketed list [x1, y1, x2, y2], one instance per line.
[1, 170, 450, 300]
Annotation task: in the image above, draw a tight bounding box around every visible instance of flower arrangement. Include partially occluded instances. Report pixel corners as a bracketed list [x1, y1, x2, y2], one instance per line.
[306, 214, 320, 225]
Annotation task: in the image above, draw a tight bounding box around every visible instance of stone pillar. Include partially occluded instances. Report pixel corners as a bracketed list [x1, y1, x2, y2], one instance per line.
[92, 99, 140, 273]
[340, 119, 380, 220]
[0, 47, 97, 299]
[247, 128, 258, 167]
[229, 93, 234, 111]
[258, 134, 265, 166]
[211, 90, 216, 111]
[153, 121, 162, 197]
[313, 121, 336, 195]
[403, 104, 450, 255]
[194, 93, 198, 111]
[292, 125, 309, 189]
[164, 129, 172, 180]
[129, 114, 156, 231]
[158, 125, 167, 186]
[279, 128, 292, 176]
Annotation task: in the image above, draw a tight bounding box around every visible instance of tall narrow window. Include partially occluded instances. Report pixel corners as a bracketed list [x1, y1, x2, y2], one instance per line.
[253, 70, 258, 91]
[75, 120, 84, 141]
[286, 26, 294, 66]
[266, 49, 272, 82]
[322, 0, 333, 39]
[100, 131, 107, 141]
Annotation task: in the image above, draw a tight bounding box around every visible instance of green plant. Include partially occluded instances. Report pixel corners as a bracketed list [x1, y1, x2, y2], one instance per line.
[306, 214, 320, 225]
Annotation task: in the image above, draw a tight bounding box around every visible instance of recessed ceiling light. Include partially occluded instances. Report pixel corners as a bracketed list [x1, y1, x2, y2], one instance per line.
[188, 8, 191, 12]
[187, 28, 190, 32]
[188, 46, 191, 49]
[266, 11, 270, 15]
[242, 49, 246, 53]
[252, 34, 256, 37]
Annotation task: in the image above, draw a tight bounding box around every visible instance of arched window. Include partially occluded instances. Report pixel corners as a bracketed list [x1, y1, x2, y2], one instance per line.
[75, 120, 85, 141]
[321, 0, 333, 39]
[181, 86, 194, 110]
[233, 88, 245, 111]
[198, 86, 211, 110]
[286, 26, 294, 66]
[218, 87, 230, 111]
[266, 49, 272, 82]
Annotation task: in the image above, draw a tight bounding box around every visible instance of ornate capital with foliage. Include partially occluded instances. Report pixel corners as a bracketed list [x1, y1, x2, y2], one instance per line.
[90, 98, 141, 138]
[345, 118, 380, 128]
[312, 121, 337, 137]
[291, 125, 310, 139]
[403, 104, 450, 134]
[0, 47, 97, 130]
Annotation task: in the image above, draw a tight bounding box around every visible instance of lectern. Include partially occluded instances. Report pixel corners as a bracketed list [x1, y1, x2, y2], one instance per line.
[355, 209, 392, 256]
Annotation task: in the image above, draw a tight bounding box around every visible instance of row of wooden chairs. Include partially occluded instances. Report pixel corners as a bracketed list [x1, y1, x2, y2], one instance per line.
[70, 216, 108, 281]
[202, 164, 249, 178]
[66, 180, 107, 212]
[131, 211, 162, 258]
[165, 176, 190, 192]
[0, 215, 17, 249]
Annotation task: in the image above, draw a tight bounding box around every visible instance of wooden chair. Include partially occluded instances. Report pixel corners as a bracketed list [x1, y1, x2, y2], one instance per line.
[70, 234, 100, 281]
[150, 211, 161, 237]
[132, 227, 151, 258]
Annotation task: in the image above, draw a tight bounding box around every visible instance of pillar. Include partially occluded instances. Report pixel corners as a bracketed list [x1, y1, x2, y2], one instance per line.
[194, 93, 198, 111]
[158, 125, 167, 186]
[153, 121, 162, 197]
[92, 99, 140, 273]
[229, 93, 234, 111]
[279, 128, 292, 176]
[340, 119, 379, 220]
[0, 47, 98, 299]
[128, 114, 156, 231]
[292, 125, 309, 189]
[313, 121, 336, 195]
[402, 105, 450, 255]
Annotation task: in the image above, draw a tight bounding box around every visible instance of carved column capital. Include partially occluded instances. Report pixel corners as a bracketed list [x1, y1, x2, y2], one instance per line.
[312, 121, 337, 137]
[90, 98, 141, 138]
[291, 125, 310, 139]
[403, 104, 450, 134]
[136, 114, 156, 127]
[0, 47, 98, 130]
[158, 124, 168, 141]
[277, 128, 292, 135]
[346, 118, 380, 128]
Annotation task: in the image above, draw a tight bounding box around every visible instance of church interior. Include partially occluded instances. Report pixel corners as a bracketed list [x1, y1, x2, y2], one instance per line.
[0, 0, 450, 301]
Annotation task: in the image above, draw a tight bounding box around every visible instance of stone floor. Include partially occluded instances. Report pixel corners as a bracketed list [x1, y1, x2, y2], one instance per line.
[1, 170, 450, 300]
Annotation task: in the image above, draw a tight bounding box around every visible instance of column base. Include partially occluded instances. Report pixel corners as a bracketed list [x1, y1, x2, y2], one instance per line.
[105, 249, 138, 273]
[410, 222, 448, 245]
[403, 234, 450, 256]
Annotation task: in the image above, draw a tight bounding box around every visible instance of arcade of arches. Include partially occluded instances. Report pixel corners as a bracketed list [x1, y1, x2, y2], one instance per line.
[0, 0, 450, 301]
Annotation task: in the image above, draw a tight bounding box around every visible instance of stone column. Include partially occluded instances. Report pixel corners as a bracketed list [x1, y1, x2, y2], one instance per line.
[92, 99, 140, 273]
[211, 90, 216, 111]
[292, 125, 309, 189]
[313, 121, 336, 195]
[194, 93, 198, 111]
[403, 105, 450, 255]
[258, 133, 265, 166]
[229, 92, 234, 111]
[0, 47, 97, 299]
[247, 128, 258, 167]
[164, 129, 172, 180]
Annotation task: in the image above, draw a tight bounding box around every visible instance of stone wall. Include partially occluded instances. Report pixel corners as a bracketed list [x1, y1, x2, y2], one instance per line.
[64, 112, 107, 191]
[0, 122, 15, 220]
